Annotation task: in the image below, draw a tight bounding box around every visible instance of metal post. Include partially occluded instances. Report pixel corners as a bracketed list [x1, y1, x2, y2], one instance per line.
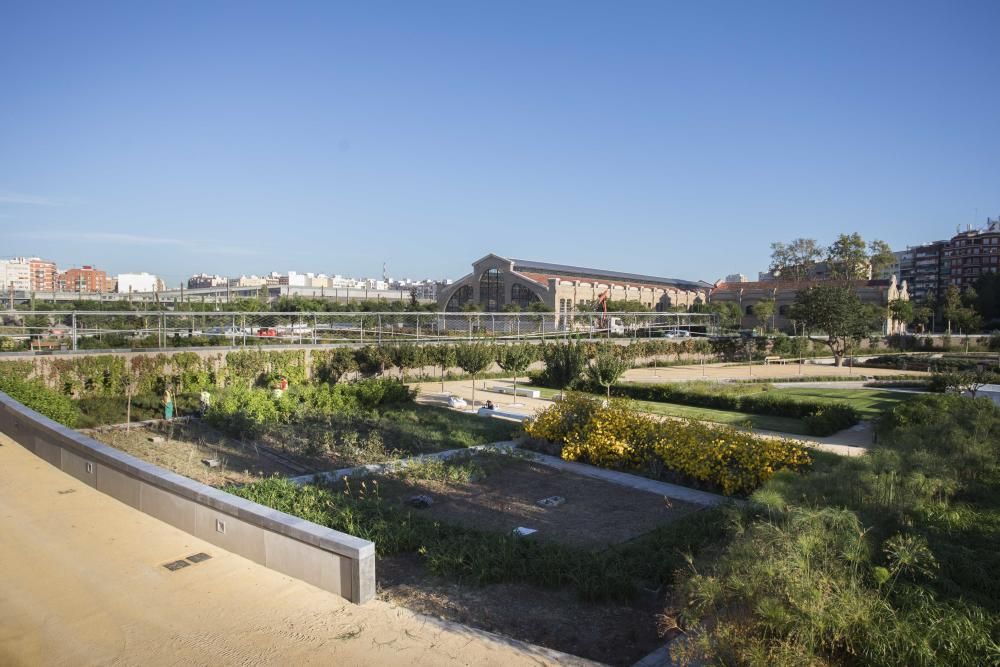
[312, 313, 317, 345]
[159, 312, 165, 348]
[242, 315, 247, 346]
[71, 312, 77, 351]
[416, 313, 420, 340]
[377, 314, 382, 345]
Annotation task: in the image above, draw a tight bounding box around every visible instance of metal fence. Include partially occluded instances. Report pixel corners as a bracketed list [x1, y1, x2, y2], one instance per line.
[0, 310, 721, 352]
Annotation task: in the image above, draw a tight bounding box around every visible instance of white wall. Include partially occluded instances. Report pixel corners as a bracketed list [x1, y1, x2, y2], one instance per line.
[116, 273, 160, 293]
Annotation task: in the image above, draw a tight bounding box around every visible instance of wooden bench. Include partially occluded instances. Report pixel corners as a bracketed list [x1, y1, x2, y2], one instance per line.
[763, 356, 786, 365]
[489, 385, 541, 399]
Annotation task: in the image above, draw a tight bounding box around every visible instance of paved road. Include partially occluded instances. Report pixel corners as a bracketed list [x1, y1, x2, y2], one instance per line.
[0, 433, 594, 667]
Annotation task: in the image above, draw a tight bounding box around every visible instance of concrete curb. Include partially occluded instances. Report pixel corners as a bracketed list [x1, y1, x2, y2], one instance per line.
[0, 391, 377, 604]
[521, 451, 734, 507]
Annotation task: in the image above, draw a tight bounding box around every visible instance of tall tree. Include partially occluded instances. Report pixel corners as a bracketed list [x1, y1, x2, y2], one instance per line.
[430, 344, 457, 393]
[888, 299, 914, 331]
[585, 345, 632, 399]
[868, 239, 896, 278]
[826, 233, 870, 280]
[540, 341, 588, 399]
[495, 344, 535, 401]
[769, 238, 824, 281]
[455, 340, 495, 407]
[751, 299, 776, 333]
[789, 284, 880, 366]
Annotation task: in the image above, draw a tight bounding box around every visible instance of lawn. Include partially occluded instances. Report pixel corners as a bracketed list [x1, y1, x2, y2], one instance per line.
[532, 386, 808, 434]
[768, 387, 915, 421]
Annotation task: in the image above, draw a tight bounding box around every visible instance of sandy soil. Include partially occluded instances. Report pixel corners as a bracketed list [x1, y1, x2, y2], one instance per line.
[0, 432, 597, 666]
[379, 554, 663, 666]
[84, 420, 306, 486]
[370, 455, 698, 550]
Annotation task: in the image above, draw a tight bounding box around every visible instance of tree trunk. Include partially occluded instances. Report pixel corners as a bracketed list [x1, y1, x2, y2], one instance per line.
[471, 375, 476, 408]
[440, 366, 445, 393]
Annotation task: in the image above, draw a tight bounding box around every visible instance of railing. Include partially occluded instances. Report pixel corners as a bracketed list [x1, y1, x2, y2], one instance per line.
[0, 310, 721, 352]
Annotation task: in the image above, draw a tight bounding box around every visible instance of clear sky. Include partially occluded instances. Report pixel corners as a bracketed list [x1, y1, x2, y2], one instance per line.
[2, 0, 999, 287]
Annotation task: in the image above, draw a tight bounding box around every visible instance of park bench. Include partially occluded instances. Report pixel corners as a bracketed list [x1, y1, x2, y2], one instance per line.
[489, 385, 541, 399]
[763, 356, 785, 365]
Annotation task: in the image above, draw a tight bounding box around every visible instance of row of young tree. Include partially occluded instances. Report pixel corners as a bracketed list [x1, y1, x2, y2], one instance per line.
[313, 340, 633, 404]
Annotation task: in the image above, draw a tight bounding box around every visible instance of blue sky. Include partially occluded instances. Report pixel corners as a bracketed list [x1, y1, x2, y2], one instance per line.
[2, 0, 999, 287]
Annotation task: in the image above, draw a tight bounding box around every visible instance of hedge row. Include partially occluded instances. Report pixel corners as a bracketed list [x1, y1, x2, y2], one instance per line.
[525, 393, 811, 495]
[607, 382, 860, 436]
[0, 374, 79, 427]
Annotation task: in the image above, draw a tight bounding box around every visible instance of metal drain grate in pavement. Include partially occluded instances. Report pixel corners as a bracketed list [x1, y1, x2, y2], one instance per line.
[186, 552, 212, 563]
[163, 560, 191, 572]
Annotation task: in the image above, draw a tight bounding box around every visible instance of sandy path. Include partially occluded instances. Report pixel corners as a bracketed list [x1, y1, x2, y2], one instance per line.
[0, 432, 595, 667]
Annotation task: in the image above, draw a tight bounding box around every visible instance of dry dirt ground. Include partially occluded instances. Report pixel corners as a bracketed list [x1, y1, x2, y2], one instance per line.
[369, 455, 698, 550]
[0, 432, 594, 667]
[83, 420, 306, 486]
[360, 456, 699, 664]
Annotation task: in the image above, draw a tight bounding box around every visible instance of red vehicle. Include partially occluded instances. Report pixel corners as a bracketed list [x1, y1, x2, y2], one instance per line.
[257, 327, 277, 337]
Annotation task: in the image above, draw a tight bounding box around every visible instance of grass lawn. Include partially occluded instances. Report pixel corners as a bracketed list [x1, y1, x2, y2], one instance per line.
[372, 403, 517, 452]
[532, 386, 808, 435]
[768, 387, 915, 421]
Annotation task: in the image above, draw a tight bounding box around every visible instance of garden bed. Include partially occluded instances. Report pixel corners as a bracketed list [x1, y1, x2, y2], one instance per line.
[231, 452, 723, 665]
[358, 453, 700, 550]
[83, 420, 310, 486]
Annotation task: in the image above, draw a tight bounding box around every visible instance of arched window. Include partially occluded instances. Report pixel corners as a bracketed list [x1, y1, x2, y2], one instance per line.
[511, 284, 540, 309]
[479, 269, 504, 311]
[745, 304, 754, 315]
[445, 285, 472, 311]
[778, 305, 790, 316]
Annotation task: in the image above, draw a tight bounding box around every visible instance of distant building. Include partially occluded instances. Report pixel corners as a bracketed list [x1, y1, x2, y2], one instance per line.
[0, 258, 32, 292]
[59, 266, 109, 293]
[438, 254, 709, 313]
[229, 275, 268, 288]
[116, 272, 161, 293]
[724, 273, 749, 284]
[709, 275, 909, 334]
[946, 218, 1000, 290]
[188, 273, 228, 289]
[906, 240, 950, 302]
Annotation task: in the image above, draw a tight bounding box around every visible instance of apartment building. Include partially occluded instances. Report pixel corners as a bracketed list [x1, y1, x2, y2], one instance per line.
[946, 219, 1000, 290]
[59, 266, 110, 293]
[187, 273, 228, 289]
[0, 259, 32, 292]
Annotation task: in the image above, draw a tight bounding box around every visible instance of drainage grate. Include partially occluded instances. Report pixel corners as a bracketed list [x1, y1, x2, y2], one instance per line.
[186, 552, 212, 564]
[163, 560, 191, 572]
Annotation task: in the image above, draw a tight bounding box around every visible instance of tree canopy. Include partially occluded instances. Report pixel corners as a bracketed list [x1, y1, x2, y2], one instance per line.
[789, 284, 882, 366]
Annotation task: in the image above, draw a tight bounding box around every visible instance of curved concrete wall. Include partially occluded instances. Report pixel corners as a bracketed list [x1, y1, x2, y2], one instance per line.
[0, 392, 375, 604]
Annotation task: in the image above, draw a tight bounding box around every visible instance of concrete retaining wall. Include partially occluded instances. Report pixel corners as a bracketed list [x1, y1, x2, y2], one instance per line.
[0, 391, 376, 604]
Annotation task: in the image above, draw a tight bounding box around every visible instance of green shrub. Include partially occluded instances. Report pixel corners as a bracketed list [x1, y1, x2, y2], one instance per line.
[0, 375, 79, 427]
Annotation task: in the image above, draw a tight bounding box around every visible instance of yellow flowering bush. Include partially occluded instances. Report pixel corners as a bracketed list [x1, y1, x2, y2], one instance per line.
[524, 392, 811, 496]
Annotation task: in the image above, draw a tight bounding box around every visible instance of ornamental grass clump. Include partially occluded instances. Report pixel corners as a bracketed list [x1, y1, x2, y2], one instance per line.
[524, 392, 810, 496]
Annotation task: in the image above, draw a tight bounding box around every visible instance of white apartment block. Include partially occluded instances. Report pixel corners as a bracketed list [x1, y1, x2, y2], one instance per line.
[116, 272, 162, 293]
[0, 258, 31, 291]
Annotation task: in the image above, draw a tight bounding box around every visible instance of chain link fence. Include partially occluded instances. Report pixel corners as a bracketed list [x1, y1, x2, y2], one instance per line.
[0, 310, 720, 352]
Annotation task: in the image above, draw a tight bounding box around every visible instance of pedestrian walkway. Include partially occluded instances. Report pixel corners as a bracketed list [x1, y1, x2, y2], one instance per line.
[0, 432, 595, 667]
